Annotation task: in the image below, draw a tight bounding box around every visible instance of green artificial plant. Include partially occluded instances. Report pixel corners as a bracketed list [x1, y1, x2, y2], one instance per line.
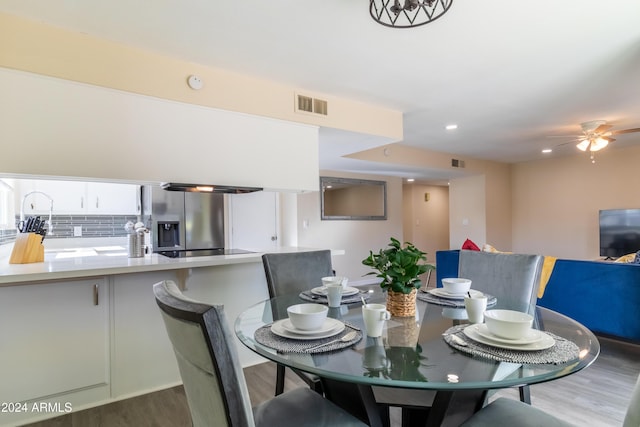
[362, 237, 435, 294]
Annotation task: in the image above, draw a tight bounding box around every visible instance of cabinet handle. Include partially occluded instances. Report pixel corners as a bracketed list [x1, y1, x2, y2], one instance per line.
[93, 284, 99, 306]
[96, 197, 99, 209]
[81, 196, 84, 209]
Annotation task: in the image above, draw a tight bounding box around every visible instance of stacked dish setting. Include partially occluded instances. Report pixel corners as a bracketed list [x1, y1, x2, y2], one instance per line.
[271, 303, 345, 340]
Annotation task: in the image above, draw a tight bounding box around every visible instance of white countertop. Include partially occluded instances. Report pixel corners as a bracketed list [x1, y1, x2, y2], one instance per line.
[0, 242, 342, 285]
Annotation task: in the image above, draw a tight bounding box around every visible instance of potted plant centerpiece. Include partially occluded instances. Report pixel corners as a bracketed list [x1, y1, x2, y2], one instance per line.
[362, 237, 435, 317]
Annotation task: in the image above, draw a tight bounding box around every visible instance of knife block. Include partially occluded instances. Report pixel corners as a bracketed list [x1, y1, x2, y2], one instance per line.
[9, 233, 45, 264]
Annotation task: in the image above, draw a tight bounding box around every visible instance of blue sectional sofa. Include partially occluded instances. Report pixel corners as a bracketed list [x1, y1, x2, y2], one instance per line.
[436, 250, 640, 342]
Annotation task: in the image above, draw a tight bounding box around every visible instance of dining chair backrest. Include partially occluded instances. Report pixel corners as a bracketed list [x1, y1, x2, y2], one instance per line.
[458, 250, 544, 313]
[623, 372, 640, 427]
[461, 371, 640, 426]
[261, 250, 334, 396]
[153, 280, 255, 427]
[262, 250, 334, 297]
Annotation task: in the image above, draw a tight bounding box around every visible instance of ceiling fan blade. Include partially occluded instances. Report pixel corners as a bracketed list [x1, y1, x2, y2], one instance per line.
[546, 135, 583, 138]
[611, 128, 640, 135]
[555, 137, 584, 147]
[593, 124, 613, 134]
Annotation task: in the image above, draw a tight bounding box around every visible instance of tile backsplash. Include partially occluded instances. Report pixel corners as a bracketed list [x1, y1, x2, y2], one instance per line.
[4, 215, 139, 245]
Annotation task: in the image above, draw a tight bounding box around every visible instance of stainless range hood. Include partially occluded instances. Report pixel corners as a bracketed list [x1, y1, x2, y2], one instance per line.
[161, 182, 262, 193]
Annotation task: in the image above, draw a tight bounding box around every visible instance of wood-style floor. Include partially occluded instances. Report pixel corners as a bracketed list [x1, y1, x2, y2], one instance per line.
[24, 336, 639, 427]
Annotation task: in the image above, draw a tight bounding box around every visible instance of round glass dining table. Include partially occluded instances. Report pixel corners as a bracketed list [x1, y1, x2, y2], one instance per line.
[234, 289, 600, 427]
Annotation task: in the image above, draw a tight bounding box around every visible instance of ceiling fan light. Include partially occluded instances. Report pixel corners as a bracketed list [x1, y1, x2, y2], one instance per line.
[576, 140, 590, 151]
[590, 137, 609, 151]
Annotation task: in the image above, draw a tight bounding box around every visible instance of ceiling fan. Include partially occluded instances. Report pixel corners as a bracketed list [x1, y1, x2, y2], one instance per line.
[551, 120, 640, 163]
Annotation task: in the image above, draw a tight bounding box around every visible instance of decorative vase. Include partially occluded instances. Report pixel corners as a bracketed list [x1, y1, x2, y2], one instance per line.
[386, 288, 417, 317]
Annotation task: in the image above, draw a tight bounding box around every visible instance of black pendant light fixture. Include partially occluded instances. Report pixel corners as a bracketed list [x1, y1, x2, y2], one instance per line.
[370, 0, 454, 28]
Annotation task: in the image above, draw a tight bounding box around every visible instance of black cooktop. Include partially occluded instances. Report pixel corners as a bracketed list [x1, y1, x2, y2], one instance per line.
[157, 248, 255, 258]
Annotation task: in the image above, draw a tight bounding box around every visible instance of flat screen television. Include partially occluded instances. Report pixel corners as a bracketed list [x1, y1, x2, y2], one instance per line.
[599, 209, 640, 258]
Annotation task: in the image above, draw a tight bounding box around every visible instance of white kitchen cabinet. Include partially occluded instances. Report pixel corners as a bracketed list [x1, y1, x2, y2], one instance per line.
[111, 271, 182, 397]
[87, 182, 140, 214]
[16, 179, 140, 215]
[0, 278, 110, 405]
[17, 179, 85, 215]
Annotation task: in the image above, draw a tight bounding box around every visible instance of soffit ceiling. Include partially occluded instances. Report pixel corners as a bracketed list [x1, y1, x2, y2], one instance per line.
[2, 0, 640, 182]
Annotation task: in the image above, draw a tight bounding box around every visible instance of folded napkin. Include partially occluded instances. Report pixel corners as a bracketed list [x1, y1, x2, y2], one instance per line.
[442, 324, 579, 365]
[417, 290, 497, 308]
[254, 323, 362, 354]
[299, 290, 369, 305]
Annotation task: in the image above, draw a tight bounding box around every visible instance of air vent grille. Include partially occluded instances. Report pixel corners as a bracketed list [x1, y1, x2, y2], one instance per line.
[313, 99, 328, 115]
[451, 159, 466, 168]
[296, 93, 328, 116]
[297, 95, 313, 113]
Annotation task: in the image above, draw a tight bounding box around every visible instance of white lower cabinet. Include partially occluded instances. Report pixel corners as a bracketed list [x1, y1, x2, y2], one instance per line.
[0, 261, 268, 426]
[111, 271, 182, 398]
[0, 278, 109, 426]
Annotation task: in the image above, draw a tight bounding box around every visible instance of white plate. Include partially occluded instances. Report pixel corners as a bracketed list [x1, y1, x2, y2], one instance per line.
[311, 286, 359, 297]
[463, 325, 555, 351]
[471, 323, 544, 345]
[280, 318, 344, 335]
[428, 288, 483, 300]
[271, 319, 345, 340]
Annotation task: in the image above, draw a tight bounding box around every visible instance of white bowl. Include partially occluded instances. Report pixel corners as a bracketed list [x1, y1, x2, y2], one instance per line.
[441, 278, 472, 295]
[287, 303, 328, 331]
[484, 309, 534, 340]
[322, 276, 348, 288]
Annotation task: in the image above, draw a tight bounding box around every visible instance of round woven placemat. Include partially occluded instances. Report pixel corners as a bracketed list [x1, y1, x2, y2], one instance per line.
[442, 324, 580, 364]
[255, 324, 362, 354]
[299, 290, 369, 305]
[417, 291, 497, 308]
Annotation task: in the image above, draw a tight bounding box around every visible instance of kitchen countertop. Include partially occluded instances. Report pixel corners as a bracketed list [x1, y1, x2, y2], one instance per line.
[0, 243, 343, 286]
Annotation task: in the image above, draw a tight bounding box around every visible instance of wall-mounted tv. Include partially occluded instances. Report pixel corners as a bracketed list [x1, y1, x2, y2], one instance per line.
[599, 209, 640, 258]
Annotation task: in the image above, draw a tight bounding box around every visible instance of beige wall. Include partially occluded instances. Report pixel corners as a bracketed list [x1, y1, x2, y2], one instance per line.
[297, 171, 403, 284]
[0, 12, 403, 192]
[485, 163, 512, 250]
[0, 12, 402, 142]
[0, 67, 320, 191]
[449, 175, 487, 249]
[402, 183, 450, 268]
[511, 145, 640, 259]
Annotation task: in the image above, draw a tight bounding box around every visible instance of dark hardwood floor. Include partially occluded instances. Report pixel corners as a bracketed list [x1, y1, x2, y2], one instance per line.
[23, 336, 639, 427]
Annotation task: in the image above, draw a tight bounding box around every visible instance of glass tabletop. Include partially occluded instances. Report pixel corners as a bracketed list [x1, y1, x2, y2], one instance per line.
[234, 290, 600, 391]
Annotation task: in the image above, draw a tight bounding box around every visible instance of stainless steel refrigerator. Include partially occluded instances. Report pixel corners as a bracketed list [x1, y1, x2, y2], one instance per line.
[142, 186, 224, 252]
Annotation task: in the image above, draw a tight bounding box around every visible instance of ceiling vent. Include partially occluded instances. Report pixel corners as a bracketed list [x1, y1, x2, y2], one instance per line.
[295, 93, 328, 116]
[451, 159, 465, 168]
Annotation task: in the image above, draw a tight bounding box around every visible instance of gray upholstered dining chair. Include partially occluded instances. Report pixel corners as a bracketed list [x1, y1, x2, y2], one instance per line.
[458, 249, 544, 315]
[460, 372, 640, 426]
[262, 250, 334, 395]
[153, 280, 367, 427]
[458, 249, 544, 404]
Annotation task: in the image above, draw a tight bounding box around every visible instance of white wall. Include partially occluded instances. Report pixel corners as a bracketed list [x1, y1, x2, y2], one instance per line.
[0, 68, 319, 192]
[296, 171, 403, 284]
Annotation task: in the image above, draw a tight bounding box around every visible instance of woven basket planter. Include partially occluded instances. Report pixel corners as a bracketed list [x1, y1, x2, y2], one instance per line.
[386, 288, 417, 317]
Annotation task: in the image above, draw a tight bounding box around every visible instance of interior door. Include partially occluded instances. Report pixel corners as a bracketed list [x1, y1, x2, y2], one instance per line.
[230, 191, 278, 250]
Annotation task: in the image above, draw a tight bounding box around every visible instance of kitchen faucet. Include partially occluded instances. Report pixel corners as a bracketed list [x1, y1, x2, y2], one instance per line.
[20, 191, 54, 235]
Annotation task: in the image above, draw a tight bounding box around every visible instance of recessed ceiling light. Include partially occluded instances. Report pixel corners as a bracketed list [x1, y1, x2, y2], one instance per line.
[445, 124, 458, 130]
[542, 148, 552, 154]
[406, 178, 415, 182]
